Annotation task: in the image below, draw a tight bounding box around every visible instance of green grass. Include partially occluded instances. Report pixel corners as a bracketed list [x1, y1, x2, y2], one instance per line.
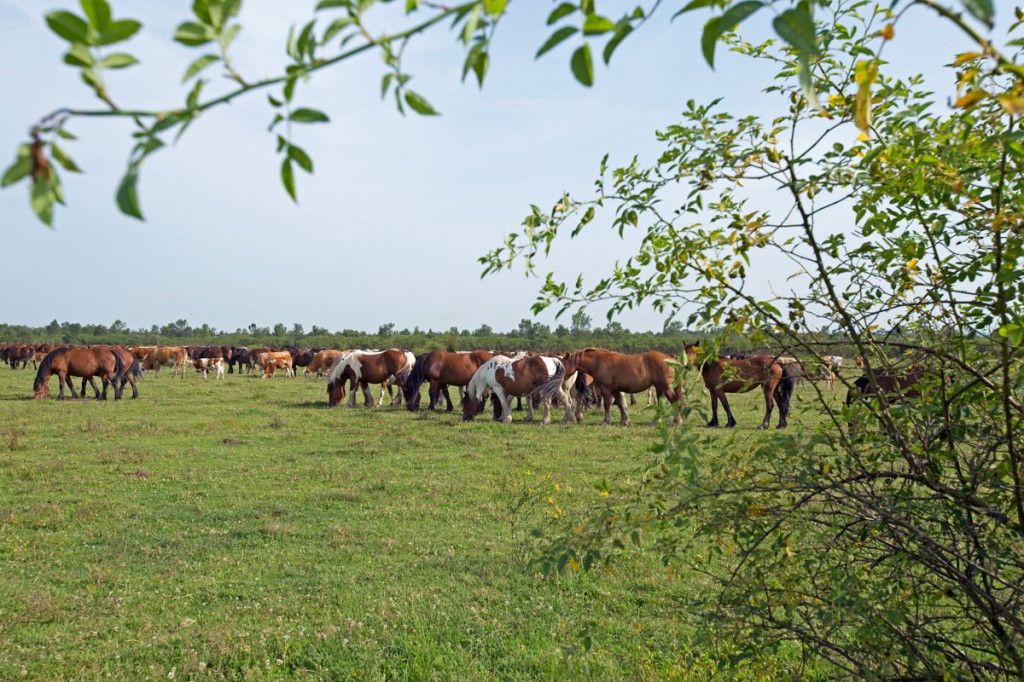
[0, 366, 839, 680]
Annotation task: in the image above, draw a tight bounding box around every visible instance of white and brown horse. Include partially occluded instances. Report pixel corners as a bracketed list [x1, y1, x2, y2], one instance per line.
[567, 348, 682, 425]
[462, 354, 574, 425]
[326, 349, 415, 408]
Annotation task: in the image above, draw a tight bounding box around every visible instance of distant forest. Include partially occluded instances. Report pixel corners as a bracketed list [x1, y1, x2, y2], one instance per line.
[1, 316, 859, 357]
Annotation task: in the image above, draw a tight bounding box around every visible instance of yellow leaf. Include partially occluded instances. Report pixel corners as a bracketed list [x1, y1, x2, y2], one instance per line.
[853, 60, 878, 137]
[953, 52, 983, 67]
[953, 90, 986, 109]
[907, 258, 919, 271]
[998, 95, 1024, 115]
[880, 23, 894, 40]
[828, 94, 844, 107]
[568, 556, 580, 571]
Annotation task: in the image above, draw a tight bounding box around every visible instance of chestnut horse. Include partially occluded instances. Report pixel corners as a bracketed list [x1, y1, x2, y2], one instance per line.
[304, 349, 345, 378]
[567, 348, 681, 426]
[79, 346, 141, 399]
[34, 347, 123, 400]
[683, 344, 797, 429]
[402, 350, 495, 412]
[846, 365, 925, 406]
[326, 350, 415, 408]
[462, 354, 573, 424]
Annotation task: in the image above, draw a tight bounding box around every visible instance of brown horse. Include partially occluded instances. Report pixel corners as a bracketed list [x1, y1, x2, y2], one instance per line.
[462, 354, 573, 424]
[402, 350, 495, 411]
[566, 348, 681, 425]
[326, 350, 415, 408]
[304, 349, 345, 378]
[683, 344, 797, 429]
[80, 346, 141, 399]
[34, 347, 123, 400]
[846, 365, 924, 406]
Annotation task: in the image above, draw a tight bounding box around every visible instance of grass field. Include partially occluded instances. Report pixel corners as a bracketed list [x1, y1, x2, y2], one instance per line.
[0, 365, 836, 680]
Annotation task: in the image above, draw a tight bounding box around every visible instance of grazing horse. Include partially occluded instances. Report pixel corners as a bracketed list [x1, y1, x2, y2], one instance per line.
[462, 354, 574, 424]
[566, 348, 682, 426]
[402, 350, 495, 412]
[846, 365, 925, 406]
[326, 350, 415, 408]
[34, 347, 122, 400]
[81, 346, 140, 399]
[304, 349, 344, 378]
[140, 346, 190, 378]
[7, 344, 34, 369]
[684, 343, 796, 429]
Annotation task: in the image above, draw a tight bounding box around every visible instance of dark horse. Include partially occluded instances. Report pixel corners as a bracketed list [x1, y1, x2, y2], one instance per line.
[846, 365, 924, 406]
[401, 350, 494, 411]
[34, 347, 123, 400]
[684, 343, 796, 429]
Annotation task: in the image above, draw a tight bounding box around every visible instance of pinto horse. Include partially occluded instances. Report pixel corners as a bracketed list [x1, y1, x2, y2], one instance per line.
[326, 350, 415, 408]
[34, 347, 123, 400]
[684, 344, 796, 429]
[402, 350, 494, 412]
[566, 348, 681, 426]
[462, 354, 574, 424]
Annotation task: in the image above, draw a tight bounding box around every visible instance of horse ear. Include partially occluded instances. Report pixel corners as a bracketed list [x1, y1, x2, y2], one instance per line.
[694, 341, 700, 347]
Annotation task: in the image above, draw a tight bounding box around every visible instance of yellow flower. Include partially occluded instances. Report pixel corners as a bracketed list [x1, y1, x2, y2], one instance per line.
[599, 490, 609, 496]
[880, 23, 894, 40]
[568, 556, 581, 571]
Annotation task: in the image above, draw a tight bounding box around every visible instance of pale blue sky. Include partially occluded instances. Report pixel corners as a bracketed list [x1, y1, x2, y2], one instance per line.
[0, 1, 980, 333]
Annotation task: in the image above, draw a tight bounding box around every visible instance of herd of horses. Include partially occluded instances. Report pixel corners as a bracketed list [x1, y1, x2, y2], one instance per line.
[1, 341, 927, 428]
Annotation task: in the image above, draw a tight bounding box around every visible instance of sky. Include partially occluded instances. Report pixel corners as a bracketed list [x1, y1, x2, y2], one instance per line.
[0, 1, 983, 334]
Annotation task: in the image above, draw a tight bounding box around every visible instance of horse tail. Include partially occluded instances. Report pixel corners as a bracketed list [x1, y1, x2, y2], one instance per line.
[402, 352, 431, 407]
[533, 363, 566, 404]
[33, 348, 67, 393]
[775, 363, 797, 418]
[111, 349, 125, 382]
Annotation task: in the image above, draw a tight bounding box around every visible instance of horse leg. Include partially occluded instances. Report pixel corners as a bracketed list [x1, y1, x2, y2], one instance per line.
[427, 381, 440, 410]
[560, 386, 575, 424]
[707, 390, 720, 427]
[498, 389, 513, 424]
[87, 376, 102, 399]
[524, 394, 535, 422]
[614, 391, 631, 426]
[65, 374, 79, 400]
[361, 381, 373, 407]
[599, 388, 614, 426]
[443, 386, 455, 412]
[758, 383, 776, 430]
[719, 391, 737, 428]
[539, 395, 553, 426]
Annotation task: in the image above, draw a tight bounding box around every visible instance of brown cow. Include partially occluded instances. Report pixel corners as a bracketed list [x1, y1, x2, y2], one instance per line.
[257, 351, 293, 378]
[304, 349, 345, 378]
[141, 346, 190, 378]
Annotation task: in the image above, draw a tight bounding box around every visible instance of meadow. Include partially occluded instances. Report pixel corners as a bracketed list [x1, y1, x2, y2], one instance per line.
[0, 366, 837, 680]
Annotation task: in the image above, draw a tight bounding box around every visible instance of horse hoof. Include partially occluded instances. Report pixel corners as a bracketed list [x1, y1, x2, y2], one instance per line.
[776, 423, 787, 429]
[727, 423, 737, 429]
[756, 424, 767, 431]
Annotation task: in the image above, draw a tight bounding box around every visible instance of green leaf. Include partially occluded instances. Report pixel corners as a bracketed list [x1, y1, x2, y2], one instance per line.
[536, 26, 578, 58]
[701, 16, 722, 67]
[959, 0, 995, 27]
[602, 22, 632, 64]
[57, 128, 78, 140]
[174, 21, 215, 46]
[182, 54, 219, 82]
[281, 158, 297, 202]
[570, 43, 593, 86]
[223, 0, 242, 19]
[462, 4, 482, 44]
[484, 0, 507, 17]
[98, 19, 141, 45]
[316, 0, 349, 9]
[772, 7, 820, 56]
[673, 0, 718, 18]
[115, 168, 143, 220]
[80, 0, 111, 31]
[288, 145, 313, 173]
[284, 77, 298, 102]
[1, 155, 31, 188]
[289, 107, 330, 123]
[719, 1, 763, 33]
[323, 17, 354, 43]
[63, 43, 94, 67]
[797, 51, 823, 112]
[404, 90, 439, 115]
[462, 41, 489, 87]
[222, 23, 241, 48]
[186, 79, 205, 108]
[547, 2, 576, 24]
[46, 11, 90, 44]
[31, 180, 55, 227]
[98, 52, 138, 69]
[582, 14, 615, 35]
[50, 144, 82, 173]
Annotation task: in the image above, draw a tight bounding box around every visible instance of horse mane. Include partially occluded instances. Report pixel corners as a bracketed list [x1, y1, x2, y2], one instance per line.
[402, 351, 433, 405]
[33, 347, 70, 388]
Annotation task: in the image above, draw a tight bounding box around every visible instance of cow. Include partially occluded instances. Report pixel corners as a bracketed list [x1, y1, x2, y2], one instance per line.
[257, 351, 294, 378]
[140, 346, 190, 378]
[192, 357, 226, 379]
